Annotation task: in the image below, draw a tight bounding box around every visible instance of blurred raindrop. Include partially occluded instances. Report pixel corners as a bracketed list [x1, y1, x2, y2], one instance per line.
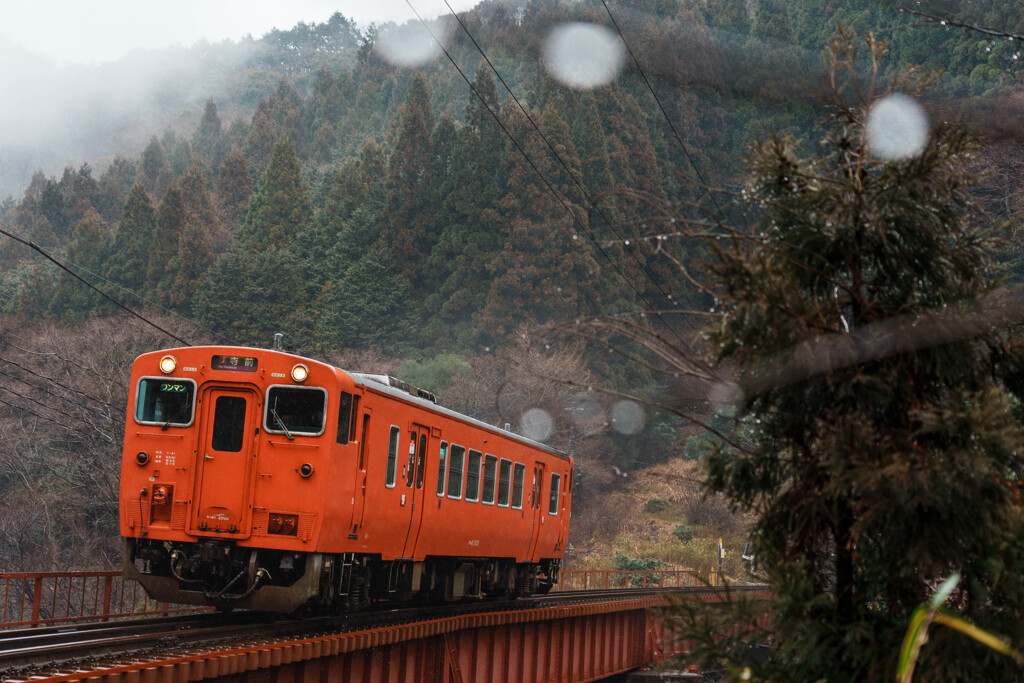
[568, 396, 602, 422]
[543, 22, 625, 89]
[865, 93, 929, 161]
[708, 381, 743, 415]
[520, 408, 554, 441]
[376, 20, 450, 67]
[610, 400, 645, 435]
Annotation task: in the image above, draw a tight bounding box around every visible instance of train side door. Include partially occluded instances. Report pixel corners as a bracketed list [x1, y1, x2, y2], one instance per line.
[349, 408, 371, 535]
[527, 461, 546, 559]
[400, 423, 430, 557]
[190, 387, 258, 536]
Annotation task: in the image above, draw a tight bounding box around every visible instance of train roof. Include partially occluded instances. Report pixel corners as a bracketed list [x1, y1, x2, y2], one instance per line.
[349, 372, 570, 461]
[138, 346, 569, 461]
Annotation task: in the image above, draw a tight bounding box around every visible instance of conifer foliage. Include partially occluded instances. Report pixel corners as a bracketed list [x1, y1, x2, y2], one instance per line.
[677, 34, 1024, 682]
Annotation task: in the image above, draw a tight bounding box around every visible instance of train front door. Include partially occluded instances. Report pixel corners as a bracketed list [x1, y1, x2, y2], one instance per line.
[190, 387, 258, 536]
[400, 423, 430, 557]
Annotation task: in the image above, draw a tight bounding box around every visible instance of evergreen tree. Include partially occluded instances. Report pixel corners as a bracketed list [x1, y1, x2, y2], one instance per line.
[676, 34, 1024, 682]
[146, 185, 186, 306]
[244, 101, 281, 176]
[48, 210, 112, 317]
[192, 97, 224, 167]
[104, 183, 156, 291]
[316, 242, 414, 350]
[476, 103, 602, 346]
[96, 156, 138, 224]
[215, 147, 254, 228]
[237, 137, 312, 251]
[138, 136, 174, 198]
[381, 72, 437, 286]
[193, 245, 312, 348]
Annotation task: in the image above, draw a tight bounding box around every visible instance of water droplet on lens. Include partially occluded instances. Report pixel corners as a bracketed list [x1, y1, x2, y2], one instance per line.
[610, 400, 645, 435]
[520, 408, 553, 441]
[543, 22, 626, 89]
[866, 93, 929, 161]
[376, 20, 450, 67]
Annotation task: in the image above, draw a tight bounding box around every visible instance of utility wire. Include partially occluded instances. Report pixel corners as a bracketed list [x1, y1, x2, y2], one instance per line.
[410, 0, 702, 355]
[0, 380, 116, 440]
[0, 360, 115, 412]
[441, 0, 693, 329]
[0, 221, 190, 346]
[0, 392, 87, 435]
[0, 327, 120, 384]
[599, 0, 729, 219]
[40, 249, 237, 347]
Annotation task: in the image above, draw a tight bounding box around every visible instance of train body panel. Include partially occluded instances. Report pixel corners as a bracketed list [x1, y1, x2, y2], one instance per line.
[119, 346, 572, 612]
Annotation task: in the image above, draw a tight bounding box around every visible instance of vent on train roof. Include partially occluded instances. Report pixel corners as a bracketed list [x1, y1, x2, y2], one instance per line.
[357, 374, 437, 403]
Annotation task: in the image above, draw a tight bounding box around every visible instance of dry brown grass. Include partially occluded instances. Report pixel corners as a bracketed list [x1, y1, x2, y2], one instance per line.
[567, 457, 754, 579]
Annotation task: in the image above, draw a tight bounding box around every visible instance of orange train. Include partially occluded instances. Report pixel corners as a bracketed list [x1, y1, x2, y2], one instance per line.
[119, 345, 573, 613]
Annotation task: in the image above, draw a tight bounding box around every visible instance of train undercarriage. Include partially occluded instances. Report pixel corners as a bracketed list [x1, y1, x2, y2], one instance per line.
[125, 538, 559, 614]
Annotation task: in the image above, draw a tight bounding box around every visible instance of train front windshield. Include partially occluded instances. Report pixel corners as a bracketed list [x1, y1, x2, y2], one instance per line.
[136, 378, 195, 427]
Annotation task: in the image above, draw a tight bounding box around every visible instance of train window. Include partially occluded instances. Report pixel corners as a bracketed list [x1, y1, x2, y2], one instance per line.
[385, 426, 400, 488]
[211, 396, 246, 452]
[549, 473, 561, 515]
[436, 442, 448, 496]
[135, 378, 196, 427]
[336, 392, 353, 444]
[482, 454, 497, 504]
[465, 450, 482, 502]
[265, 386, 327, 436]
[512, 463, 525, 509]
[447, 445, 465, 499]
[497, 459, 512, 507]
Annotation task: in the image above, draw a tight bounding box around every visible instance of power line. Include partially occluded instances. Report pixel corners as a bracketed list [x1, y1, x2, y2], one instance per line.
[599, 0, 728, 218]
[441, 0, 694, 327]
[0, 359, 116, 412]
[41, 249, 238, 347]
[0, 220, 190, 346]
[409, 0, 699, 350]
[0, 328, 119, 385]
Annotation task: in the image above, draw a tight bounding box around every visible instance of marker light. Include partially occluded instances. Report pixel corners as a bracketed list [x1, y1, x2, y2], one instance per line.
[290, 364, 309, 383]
[159, 355, 177, 374]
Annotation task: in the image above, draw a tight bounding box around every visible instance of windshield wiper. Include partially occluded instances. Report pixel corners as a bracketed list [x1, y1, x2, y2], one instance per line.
[161, 404, 189, 431]
[271, 407, 294, 440]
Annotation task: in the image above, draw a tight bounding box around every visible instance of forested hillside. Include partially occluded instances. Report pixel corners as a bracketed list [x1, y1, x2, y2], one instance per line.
[0, 0, 1022, 573]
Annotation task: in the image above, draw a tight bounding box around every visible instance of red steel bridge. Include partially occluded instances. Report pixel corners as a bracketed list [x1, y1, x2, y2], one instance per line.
[0, 570, 769, 683]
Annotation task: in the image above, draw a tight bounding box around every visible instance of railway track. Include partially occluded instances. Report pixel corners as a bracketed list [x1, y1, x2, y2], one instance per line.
[0, 586, 767, 680]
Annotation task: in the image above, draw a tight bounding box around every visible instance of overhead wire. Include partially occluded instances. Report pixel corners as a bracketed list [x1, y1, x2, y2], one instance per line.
[0, 357, 116, 411]
[0, 327, 120, 384]
[408, 0, 708, 368]
[35, 247, 238, 347]
[440, 0, 698, 339]
[0, 220, 191, 346]
[406, 4, 640, 303]
[598, 0, 730, 220]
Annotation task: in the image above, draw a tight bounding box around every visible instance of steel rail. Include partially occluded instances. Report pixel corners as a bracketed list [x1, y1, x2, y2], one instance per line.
[0, 585, 770, 681]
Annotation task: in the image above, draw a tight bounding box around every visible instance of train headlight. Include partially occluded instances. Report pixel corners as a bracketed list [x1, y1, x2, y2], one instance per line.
[290, 364, 309, 383]
[159, 355, 177, 374]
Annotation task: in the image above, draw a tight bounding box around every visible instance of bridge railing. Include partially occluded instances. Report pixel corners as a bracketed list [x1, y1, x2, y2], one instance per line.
[2, 568, 715, 628]
[557, 569, 717, 591]
[0, 571, 208, 629]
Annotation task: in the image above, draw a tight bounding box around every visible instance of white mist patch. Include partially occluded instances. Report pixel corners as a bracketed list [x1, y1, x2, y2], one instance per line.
[610, 400, 645, 435]
[866, 93, 929, 161]
[376, 19, 450, 68]
[520, 408, 554, 442]
[543, 22, 625, 89]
